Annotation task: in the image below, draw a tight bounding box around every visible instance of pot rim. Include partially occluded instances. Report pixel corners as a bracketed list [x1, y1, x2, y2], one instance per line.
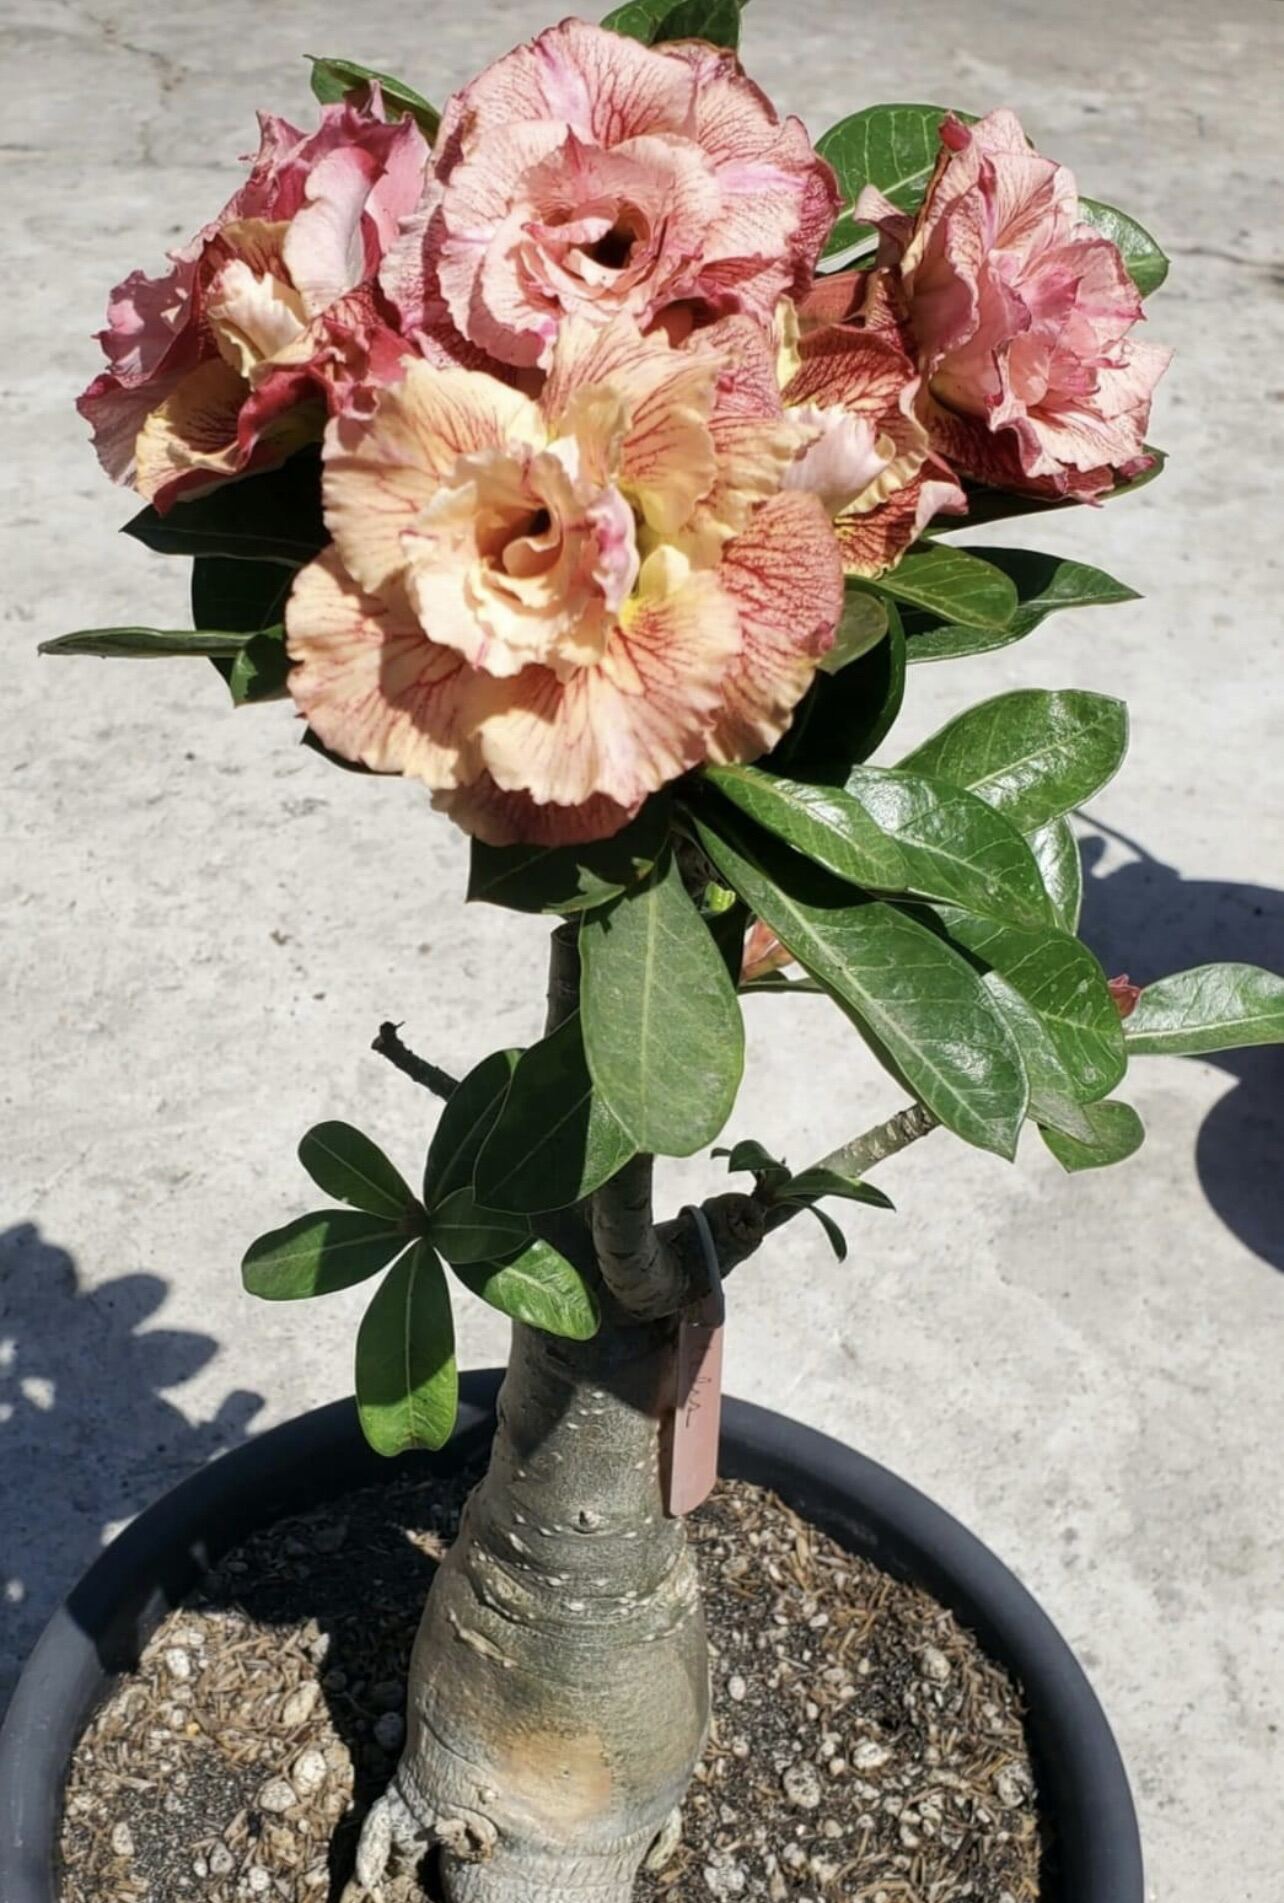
[0, 1372, 1142, 1903]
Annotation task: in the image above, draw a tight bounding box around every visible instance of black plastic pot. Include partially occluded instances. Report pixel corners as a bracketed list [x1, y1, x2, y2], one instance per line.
[0, 1372, 1143, 1902]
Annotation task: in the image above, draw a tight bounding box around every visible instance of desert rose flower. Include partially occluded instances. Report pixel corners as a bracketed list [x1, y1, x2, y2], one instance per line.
[285, 314, 844, 844]
[780, 299, 966, 574]
[78, 97, 433, 510]
[381, 17, 840, 371]
[854, 110, 1171, 500]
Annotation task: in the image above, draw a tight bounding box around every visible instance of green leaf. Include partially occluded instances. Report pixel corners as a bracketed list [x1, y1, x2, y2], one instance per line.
[308, 56, 440, 138]
[124, 451, 327, 565]
[426, 1187, 532, 1267]
[355, 1242, 457, 1455]
[693, 809, 1028, 1158]
[474, 1013, 634, 1213]
[1124, 964, 1284, 1056]
[451, 1239, 600, 1340]
[242, 1209, 409, 1301]
[781, 1167, 894, 1211]
[600, 0, 677, 38]
[1041, 1099, 1145, 1174]
[1078, 198, 1169, 297]
[903, 549, 1138, 663]
[716, 1139, 791, 1189]
[933, 907, 1125, 1101]
[844, 765, 1056, 927]
[871, 545, 1018, 631]
[423, 1049, 520, 1208]
[770, 600, 905, 783]
[901, 689, 1129, 833]
[820, 587, 889, 674]
[467, 796, 671, 915]
[653, 0, 741, 48]
[981, 973, 1096, 1143]
[40, 627, 252, 659]
[701, 767, 907, 894]
[946, 449, 1167, 530]
[298, 1122, 416, 1222]
[799, 1202, 849, 1260]
[817, 103, 968, 266]
[579, 851, 744, 1156]
[1026, 818, 1082, 932]
[191, 555, 294, 633]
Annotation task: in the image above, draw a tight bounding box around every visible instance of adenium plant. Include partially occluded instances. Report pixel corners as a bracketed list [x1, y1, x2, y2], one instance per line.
[50, 5, 1284, 1900]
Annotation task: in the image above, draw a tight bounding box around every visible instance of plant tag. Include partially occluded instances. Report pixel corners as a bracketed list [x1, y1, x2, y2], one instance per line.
[665, 1207, 725, 1517]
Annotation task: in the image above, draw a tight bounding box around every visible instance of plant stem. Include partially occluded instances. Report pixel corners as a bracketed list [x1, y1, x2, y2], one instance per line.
[371, 1021, 459, 1100]
[817, 1100, 939, 1178]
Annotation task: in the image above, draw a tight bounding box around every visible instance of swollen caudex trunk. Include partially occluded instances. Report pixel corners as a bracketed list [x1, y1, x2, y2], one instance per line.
[375, 1315, 708, 1902]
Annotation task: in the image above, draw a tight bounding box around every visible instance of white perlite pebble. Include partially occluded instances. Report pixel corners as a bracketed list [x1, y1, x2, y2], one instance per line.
[291, 1749, 328, 1797]
[920, 1645, 951, 1684]
[258, 1777, 298, 1814]
[110, 1822, 135, 1858]
[246, 1870, 271, 1895]
[727, 1674, 747, 1702]
[782, 1760, 822, 1809]
[373, 1711, 405, 1751]
[852, 1738, 893, 1771]
[280, 1682, 319, 1728]
[995, 1763, 1032, 1809]
[703, 1862, 747, 1897]
[209, 1844, 235, 1876]
[164, 1647, 192, 1681]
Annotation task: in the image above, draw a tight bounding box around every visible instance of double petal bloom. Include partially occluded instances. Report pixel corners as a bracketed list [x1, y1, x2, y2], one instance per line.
[286, 316, 843, 842]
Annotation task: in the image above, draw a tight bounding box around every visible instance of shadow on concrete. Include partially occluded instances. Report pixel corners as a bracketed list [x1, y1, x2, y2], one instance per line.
[1079, 823, 1283, 1271]
[0, 1221, 263, 1708]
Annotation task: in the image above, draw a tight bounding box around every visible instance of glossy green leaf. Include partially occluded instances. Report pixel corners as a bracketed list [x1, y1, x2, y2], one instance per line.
[355, 1242, 457, 1455]
[40, 627, 251, 659]
[702, 766, 907, 893]
[124, 451, 327, 565]
[903, 549, 1137, 663]
[1078, 197, 1169, 297]
[694, 809, 1028, 1158]
[817, 103, 966, 265]
[1041, 1099, 1145, 1174]
[242, 1209, 409, 1301]
[298, 1122, 416, 1222]
[820, 588, 889, 674]
[716, 1139, 791, 1188]
[844, 766, 1055, 927]
[423, 1049, 520, 1207]
[873, 545, 1018, 630]
[579, 851, 744, 1156]
[945, 449, 1167, 530]
[426, 1187, 532, 1266]
[467, 796, 671, 915]
[451, 1239, 600, 1340]
[981, 974, 1095, 1143]
[191, 555, 293, 632]
[770, 601, 905, 782]
[901, 690, 1128, 832]
[474, 1013, 634, 1213]
[654, 0, 741, 45]
[308, 56, 440, 138]
[799, 1202, 849, 1260]
[1026, 818, 1083, 932]
[934, 907, 1126, 1101]
[780, 1166, 894, 1211]
[1124, 964, 1284, 1056]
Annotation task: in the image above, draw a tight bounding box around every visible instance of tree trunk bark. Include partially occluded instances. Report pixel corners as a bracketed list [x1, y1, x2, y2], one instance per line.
[362, 923, 710, 1901]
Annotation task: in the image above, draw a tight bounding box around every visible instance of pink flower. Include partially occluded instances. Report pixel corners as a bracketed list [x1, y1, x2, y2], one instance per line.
[382, 18, 839, 371]
[285, 314, 843, 844]
[77, 97, 433, 510]
[855, 110, 1171, 500]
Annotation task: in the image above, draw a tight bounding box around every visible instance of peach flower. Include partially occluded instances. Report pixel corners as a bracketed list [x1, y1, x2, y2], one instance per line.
[853, 110, 1171, 500]
[780, 298, 966, 574]
[285, 314, 844, 844]
[78, 97, 433, 510]
[382, 18, 839, 371]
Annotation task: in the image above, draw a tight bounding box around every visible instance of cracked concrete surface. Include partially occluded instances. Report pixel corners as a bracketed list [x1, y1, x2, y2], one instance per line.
[1, 3, 1281, 1898]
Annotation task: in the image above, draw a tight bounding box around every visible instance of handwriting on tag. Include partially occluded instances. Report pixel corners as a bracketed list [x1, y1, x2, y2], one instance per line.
[665, 1283, 725, 1516]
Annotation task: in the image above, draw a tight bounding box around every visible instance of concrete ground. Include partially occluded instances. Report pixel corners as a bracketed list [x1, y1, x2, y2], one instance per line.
[2, 0, 1281, 1895]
